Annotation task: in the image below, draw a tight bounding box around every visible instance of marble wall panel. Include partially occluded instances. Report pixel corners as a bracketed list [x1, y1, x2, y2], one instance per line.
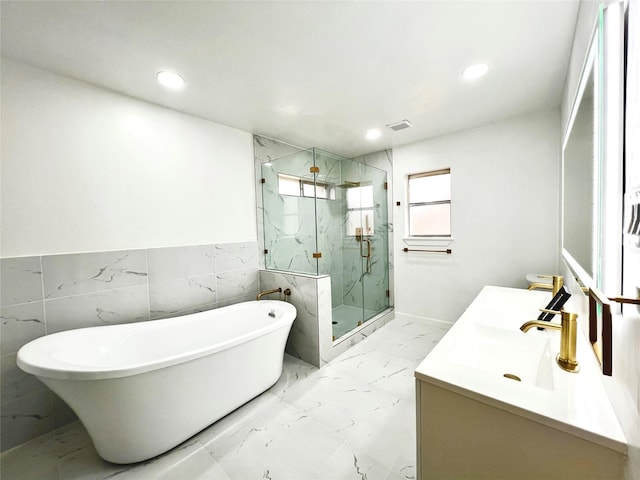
[216, 269, 259, 304]
[42, 250, 147, 299]
[147, 245, 215, 282]
[1, 390, 53, 451]
[316, 276, 334, 365]
[254, 135, 307, 271]
[1, 354, 46, 404]
[149, 275, 217, 319]
[0, 257, 43, 307]
[259, 270, 320, 367]
[0, 239, 259, 452]
[0, 302, 46, 356]
[261, 157, 318, 275]
[215, 242, 259, 272]
[46, 285, 150, 333]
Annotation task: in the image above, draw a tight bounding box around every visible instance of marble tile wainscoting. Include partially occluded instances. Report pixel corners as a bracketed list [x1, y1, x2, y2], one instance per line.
[259, 270, 395, 368]
[0, 316, 450, 480]
[0, 242, 259, 452]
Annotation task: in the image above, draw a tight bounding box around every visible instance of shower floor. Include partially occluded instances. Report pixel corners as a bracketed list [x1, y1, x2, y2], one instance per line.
[331, 304, 378, 339]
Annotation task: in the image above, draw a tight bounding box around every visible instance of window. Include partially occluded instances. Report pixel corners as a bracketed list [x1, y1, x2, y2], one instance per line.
[408, 168, 451, 236]
[345, 184, 374, 236]
[277, 173, 335, 200]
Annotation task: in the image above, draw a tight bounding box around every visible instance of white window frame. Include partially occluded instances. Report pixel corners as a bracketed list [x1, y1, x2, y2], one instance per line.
[406, 168, 451, 239]
[277, 173, 335, 200]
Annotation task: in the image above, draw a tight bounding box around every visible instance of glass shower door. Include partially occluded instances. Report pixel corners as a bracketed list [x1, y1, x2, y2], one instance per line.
[360, 164, 389, 320]
[336, 160, 389, 338]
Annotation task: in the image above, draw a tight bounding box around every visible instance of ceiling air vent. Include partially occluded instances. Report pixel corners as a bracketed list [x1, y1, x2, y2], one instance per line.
[386, 119, 413, 131]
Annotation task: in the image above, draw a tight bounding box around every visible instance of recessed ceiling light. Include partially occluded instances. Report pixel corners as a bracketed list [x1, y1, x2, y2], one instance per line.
[156, 71, 185, 89]
[366, 129, 381, 140]
[462, 63, 489, 80]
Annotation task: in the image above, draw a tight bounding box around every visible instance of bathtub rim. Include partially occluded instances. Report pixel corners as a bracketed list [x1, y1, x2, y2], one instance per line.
[17, 300, 296, 381]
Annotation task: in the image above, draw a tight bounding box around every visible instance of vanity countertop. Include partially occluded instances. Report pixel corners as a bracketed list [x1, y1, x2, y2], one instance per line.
[415, 285, 627, 454]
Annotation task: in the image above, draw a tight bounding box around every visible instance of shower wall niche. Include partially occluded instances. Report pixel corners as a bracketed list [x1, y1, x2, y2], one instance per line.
[254, 136, 394, 366]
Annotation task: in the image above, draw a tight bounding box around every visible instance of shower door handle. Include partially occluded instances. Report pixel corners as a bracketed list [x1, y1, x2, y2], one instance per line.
[360, 238, 372, 274]
[360, 238, 371, 258]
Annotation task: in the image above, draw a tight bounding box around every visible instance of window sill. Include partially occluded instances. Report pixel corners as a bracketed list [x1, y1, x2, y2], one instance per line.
[403, 237, 454, 247]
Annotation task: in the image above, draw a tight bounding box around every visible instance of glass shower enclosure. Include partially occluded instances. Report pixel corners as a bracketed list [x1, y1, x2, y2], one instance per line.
[261, 147, 390, 340]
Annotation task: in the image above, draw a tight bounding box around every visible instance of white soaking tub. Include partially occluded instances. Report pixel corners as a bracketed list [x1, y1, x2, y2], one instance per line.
[17, 300, 296, 464]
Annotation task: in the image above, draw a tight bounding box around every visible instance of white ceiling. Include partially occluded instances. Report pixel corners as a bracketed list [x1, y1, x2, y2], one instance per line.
[1, 1, 580, 158]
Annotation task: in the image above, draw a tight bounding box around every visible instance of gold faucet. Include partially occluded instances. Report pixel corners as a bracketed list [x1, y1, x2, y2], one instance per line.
[257, 287, 281, 300]
[520, 309, 579, 373]
[528, 275, 563, 296]
[256, 287, 292, 301]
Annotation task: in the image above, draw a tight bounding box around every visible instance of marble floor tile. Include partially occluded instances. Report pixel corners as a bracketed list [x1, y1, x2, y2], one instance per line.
[346, 319, 449, 364]
[0, 431, 59, 480]
[195, 391, 282, 447]
[202, 400, 345, 480]
[0, 318, 450, 480]
[329, 349, 418, 398]
[311, 441, 392, 480]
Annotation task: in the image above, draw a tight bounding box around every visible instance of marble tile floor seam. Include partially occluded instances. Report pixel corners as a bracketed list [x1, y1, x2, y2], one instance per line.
[0, 318, 449, 480]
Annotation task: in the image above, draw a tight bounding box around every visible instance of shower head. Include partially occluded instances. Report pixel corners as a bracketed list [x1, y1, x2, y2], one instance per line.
[337, 181, 360, 188]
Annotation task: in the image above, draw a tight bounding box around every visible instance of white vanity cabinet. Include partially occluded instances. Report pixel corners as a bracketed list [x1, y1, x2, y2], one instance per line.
[415, 286, 627, 479]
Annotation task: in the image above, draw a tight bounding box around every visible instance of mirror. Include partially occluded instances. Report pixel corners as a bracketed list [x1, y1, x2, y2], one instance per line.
[562, 37, 598, 289]
[562, 2, 625, 297]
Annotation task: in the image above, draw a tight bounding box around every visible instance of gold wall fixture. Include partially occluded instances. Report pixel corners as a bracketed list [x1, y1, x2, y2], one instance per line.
[312, 252, 322, 259]
[402, 247, 452, 254]
[256, 287, 292, 301]
[588, 291, 640, 376]
[589, 288, 612, 376]
[310, 166, 320, 173]
[257, 287, 281, 300]
[608, 295, 640, 305]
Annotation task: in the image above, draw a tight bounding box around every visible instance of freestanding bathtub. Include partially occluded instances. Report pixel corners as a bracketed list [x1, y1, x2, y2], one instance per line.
[17, 300, 296, 464]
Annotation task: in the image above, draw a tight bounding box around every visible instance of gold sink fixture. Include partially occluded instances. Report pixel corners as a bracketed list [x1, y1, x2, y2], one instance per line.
[527, 275, 563, 296]
[520, 309, 579, 373]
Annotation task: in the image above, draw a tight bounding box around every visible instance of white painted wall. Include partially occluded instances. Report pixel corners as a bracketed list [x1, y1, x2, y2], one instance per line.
[1, 58, 256, 258]
[393, 110, 560, 323]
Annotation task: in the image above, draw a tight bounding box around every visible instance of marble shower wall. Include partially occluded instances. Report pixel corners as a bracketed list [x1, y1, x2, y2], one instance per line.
[261, 149, 319, 275]
[258, 270, 328, 367]
[253, 135, 307, 272]
[0, 241, 259, 452]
